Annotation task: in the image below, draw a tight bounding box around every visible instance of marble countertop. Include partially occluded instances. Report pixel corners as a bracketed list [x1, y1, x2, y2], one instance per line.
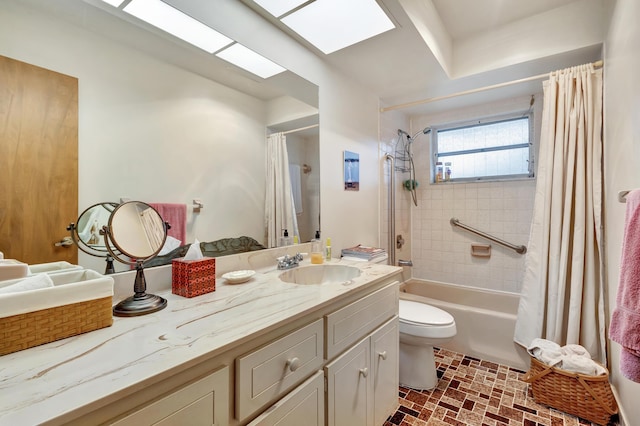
[0, 256, 401, 425]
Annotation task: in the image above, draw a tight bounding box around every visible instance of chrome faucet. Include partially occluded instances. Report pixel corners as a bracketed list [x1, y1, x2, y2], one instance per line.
[277, 253, 303, 270]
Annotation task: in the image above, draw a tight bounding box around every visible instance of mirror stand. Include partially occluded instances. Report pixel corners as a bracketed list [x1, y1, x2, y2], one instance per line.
[112, 261, 167, 317]
[67, 202, 120, 275]
[67, 222, 116, 275]
[103, 201, 170, 317]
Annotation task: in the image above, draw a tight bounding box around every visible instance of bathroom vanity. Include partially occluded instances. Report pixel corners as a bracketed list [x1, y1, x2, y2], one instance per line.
[0, 253, 402, 426]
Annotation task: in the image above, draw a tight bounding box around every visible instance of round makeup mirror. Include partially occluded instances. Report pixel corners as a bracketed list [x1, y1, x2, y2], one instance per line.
[67, 202, 119, 274]
[103, 201, 169, 317]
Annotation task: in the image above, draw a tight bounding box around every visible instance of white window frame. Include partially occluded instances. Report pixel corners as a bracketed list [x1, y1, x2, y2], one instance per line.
[431, 111, 535, 183]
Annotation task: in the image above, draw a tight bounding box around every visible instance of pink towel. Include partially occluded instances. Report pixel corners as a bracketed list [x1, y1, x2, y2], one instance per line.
[149, 203, 187, 246]
[609, 189, 640, 382]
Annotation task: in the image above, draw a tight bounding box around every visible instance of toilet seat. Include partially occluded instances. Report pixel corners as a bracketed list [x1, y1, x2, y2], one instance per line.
[400, 300, 454, 326]
[399, 300, 456, 339]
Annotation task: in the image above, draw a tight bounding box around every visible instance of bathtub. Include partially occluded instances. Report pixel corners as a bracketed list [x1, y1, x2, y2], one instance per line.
[400, 279, 530, 371]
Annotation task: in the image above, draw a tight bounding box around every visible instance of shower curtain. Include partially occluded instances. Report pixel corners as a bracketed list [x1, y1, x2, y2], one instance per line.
[264, 132, 299, 248]
[514, 64, 605, 363]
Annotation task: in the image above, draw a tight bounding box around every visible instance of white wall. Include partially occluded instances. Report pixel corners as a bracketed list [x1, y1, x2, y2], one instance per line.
[604, 0, 640, 421]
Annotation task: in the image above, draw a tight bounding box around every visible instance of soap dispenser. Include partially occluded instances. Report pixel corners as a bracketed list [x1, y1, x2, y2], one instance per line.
[279, 229, 293, 247]
[311, 230, 323, 264]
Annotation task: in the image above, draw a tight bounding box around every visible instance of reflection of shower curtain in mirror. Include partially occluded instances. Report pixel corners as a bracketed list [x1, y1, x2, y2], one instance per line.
[140, 208, 165, 251]
[265, 132, 299, 247]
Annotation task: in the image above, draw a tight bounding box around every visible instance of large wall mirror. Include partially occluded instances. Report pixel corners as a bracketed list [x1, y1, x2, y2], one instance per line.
[0, 0, 319, 273]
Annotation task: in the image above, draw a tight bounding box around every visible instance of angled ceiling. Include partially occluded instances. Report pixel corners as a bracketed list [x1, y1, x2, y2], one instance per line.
[320, 0, 605, 114]
[16, 0, 606, 117]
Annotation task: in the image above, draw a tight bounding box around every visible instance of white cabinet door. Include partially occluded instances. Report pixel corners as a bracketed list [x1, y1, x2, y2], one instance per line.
[247, 371, 324, 426]
[325, 338, 371, 426]
[111, 366, 229, 426]
[371, 317, 399, 426]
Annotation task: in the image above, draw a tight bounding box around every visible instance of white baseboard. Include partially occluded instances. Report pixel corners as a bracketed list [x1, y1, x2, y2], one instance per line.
[610, 384, 627, 425]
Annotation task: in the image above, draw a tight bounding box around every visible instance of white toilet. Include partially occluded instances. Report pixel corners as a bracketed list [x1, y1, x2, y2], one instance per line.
[399, 299, 457, 390]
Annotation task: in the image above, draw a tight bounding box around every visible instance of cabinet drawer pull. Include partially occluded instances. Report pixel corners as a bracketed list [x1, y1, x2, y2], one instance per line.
[378, 351, 387, 360]
[286, 357, 301, 372]
[359, 367, 368, 378]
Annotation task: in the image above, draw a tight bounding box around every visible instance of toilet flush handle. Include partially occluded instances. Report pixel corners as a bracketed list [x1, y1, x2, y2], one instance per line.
[378, 351, 387, 360]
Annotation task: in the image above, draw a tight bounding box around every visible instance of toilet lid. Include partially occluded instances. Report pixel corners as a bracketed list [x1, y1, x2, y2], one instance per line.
[399, 300, 454, 326]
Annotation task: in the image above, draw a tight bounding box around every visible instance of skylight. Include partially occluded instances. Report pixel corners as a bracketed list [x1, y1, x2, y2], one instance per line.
[251, 0, 308, 18]
[216, 44, 286, 79]
[100, 0, 125, 7]
[255, 0, 395, 54]
[123, 0, 233, 54]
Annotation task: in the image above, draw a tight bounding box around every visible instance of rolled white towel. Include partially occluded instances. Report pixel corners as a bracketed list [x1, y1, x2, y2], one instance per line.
[527, 338, 563, 366]
[560, 354, 607, 376]
[0, 273, 54, 294]
[561, 344, 591, 358]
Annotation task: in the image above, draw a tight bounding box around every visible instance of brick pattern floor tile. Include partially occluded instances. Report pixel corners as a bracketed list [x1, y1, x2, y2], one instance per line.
[384, 348, 619, 426]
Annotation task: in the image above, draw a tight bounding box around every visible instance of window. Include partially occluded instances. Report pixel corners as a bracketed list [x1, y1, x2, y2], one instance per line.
[432, 112, 533, 182]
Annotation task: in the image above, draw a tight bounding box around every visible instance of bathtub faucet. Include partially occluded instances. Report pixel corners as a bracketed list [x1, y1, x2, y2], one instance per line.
[398, 259, 413, 267]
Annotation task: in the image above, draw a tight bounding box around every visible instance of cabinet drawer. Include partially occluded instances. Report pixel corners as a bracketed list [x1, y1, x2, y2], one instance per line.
[112, 365, 229, 426]
[247, 371, 324, 426]
[325, 282, 398, 359]
[236, 319, 324, 421]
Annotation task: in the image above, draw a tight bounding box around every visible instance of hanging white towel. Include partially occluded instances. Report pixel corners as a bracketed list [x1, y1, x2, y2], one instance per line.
[289, 164, 303, 215]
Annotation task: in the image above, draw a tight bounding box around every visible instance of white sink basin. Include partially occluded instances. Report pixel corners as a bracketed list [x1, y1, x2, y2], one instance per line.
[279, 264, 361, 285]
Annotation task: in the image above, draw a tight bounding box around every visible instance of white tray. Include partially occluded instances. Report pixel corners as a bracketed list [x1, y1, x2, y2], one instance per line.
[29, 261, 84, 275]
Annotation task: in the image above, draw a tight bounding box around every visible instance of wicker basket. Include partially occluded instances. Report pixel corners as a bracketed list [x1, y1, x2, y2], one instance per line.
[0, 297, 113, 356]
[522, 356, 618, 425]
[0, 269, 114, 356]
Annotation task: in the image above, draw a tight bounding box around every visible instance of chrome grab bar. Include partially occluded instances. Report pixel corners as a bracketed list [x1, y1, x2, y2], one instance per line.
[450, 218, 527, 254]
[385, 154, 396, 266]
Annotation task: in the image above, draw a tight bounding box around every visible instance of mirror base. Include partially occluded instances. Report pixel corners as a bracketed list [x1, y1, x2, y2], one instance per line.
[112, 293, 167, 317]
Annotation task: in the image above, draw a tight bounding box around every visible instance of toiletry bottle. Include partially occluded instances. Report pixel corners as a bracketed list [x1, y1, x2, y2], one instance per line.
[325, 237, 332, 261]
[279, 229, 292, 247]
[311, 230, 323, 264]
[435, 162, 443, 183]
[293, 235, 299, 245]
[445, 162, 452, 181]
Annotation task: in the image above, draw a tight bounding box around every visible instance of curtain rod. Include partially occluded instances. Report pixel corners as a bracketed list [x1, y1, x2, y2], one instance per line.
[279, 123, 319, 135]
[380, 60, 604, 113]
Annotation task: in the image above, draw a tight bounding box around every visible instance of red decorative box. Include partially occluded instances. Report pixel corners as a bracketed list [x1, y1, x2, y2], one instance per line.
[171, 257, 216, 298]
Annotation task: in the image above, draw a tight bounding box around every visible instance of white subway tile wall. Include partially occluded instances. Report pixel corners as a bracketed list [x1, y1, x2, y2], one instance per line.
[380, 95, 540, 294]
[411, 179, 535, 293]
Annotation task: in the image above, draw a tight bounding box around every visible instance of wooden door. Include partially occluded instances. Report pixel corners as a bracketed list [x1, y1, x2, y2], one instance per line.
[0, 55, 78, 265]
